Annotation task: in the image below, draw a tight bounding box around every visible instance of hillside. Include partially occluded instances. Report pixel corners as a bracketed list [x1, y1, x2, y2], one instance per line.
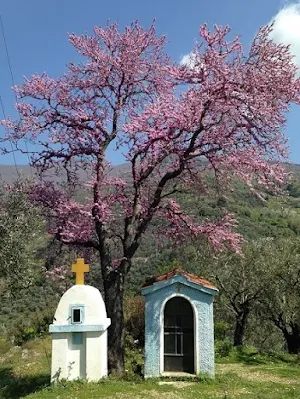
[0, 163, 132, 185]
[2, 161, 300, 363]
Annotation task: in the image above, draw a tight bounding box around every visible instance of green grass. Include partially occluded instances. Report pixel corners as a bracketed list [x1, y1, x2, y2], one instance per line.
[216, 344, 300, 365]
[255, 365, 300, 378]
[0, 336, 50, 398]
[1, 337, 300, 399]
[22, 374, 300, 399]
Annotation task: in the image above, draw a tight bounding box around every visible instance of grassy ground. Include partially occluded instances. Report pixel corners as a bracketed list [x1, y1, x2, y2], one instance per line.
[1, 336, 300, 399]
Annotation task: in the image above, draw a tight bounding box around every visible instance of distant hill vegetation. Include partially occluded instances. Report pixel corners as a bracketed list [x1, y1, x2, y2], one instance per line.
[0, 163, 132, 184]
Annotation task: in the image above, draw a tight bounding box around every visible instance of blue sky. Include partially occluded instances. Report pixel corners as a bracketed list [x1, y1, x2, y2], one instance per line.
[0, 0, 300, 165]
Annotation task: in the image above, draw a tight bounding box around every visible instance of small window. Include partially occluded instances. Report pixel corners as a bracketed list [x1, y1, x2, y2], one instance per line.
[73, 309, 81, 323]
[71, 306, 84, 324]
[72, 332, 83, 345]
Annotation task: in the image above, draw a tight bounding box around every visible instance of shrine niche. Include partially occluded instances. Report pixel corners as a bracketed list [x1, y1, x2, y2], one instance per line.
[164, 296, 194, 374]
[141, 268, 218, 378]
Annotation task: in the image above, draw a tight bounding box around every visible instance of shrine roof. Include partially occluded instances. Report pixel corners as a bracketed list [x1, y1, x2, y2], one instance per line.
[142, 267, 217, 291]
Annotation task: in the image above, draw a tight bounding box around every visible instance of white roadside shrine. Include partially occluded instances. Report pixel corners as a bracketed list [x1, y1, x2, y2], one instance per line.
[49, 258, 111, 382]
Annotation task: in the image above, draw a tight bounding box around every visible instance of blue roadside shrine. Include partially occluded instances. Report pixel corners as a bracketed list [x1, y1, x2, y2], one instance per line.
[141, 268, 218, 378]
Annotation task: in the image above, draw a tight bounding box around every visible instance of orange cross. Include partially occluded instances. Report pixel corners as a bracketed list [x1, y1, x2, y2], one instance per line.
[72, 258, 90, 285]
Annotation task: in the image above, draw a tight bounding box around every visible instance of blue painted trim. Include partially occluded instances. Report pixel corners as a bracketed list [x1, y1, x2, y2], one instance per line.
[141, 275, 218, 296]
[49, 319, 111, 333]
[69, 304, 85, 324]
[72, 332, 83, 345]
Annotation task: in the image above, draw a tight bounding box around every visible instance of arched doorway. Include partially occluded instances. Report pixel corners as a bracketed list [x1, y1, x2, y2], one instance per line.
[163, 296, 195, 373]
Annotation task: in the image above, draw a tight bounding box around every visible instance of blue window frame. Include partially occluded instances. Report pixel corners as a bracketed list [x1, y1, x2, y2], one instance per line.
[70, 305, 84, 324]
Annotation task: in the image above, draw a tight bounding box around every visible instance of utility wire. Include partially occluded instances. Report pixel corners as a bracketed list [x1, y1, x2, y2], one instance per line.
[0, 13, 16, 89]
[0, 12, 33, 176]
[0, 95, 20, 177]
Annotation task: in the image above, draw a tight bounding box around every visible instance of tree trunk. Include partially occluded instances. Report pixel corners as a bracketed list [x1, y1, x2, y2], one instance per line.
[272, 319, 300, 354]
[103, 268, 126, 374]
[233, 309, 249, 347]
[283, 328, 300, 354]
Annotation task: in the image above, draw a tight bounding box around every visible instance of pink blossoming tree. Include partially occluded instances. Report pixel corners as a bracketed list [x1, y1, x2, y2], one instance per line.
[1, 22, 300, 373]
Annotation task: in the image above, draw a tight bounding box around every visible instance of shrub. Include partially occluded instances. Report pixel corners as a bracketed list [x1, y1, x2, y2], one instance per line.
[215, 340, 233, 358]
[214, 321, 230, 341]
[124, 296, 145, 346]
[124, 333, 144, 378]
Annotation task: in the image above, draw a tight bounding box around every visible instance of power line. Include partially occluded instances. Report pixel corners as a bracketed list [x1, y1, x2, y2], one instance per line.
[0, 12, 33, 176]
[0, 95, 20, 177]
[0, 13, 16, 87]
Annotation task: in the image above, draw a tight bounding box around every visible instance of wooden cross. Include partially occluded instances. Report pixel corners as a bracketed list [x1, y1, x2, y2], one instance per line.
[72, 258, 90, 285]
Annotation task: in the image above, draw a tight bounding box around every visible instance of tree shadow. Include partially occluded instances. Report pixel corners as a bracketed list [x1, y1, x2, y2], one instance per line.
[234, 347, 300, 366]
[0, 367, 49, 399]
[260, 351, 300, 365]
[234, 347, 267, 365]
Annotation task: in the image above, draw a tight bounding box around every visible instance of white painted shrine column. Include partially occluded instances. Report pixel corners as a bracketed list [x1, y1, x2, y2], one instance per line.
[51, 333, 69, 380]
[49, 258, 111, 383]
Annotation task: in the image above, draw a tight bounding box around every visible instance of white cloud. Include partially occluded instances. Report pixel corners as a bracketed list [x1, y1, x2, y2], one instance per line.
[270, 2, 300, 69]
[181, 4, 300, 71]
[180, 52, 205, 73]
[180, 52, 197, 68]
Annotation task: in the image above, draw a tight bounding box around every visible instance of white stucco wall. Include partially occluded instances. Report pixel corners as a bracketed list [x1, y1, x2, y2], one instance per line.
[51, 333, 68, 381]
[50, 284, 110, 382]
[86, 331, 108, 381]
[142, 275, 217, 378]
[53, 285, 107, 325]
[68, 333, 86, 380]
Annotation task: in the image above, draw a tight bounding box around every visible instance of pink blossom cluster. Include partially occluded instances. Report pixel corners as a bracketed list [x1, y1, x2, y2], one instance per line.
[162, 199, 243, 253]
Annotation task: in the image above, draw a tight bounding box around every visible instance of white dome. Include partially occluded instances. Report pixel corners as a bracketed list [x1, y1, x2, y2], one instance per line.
[53, 285, 107, 325]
